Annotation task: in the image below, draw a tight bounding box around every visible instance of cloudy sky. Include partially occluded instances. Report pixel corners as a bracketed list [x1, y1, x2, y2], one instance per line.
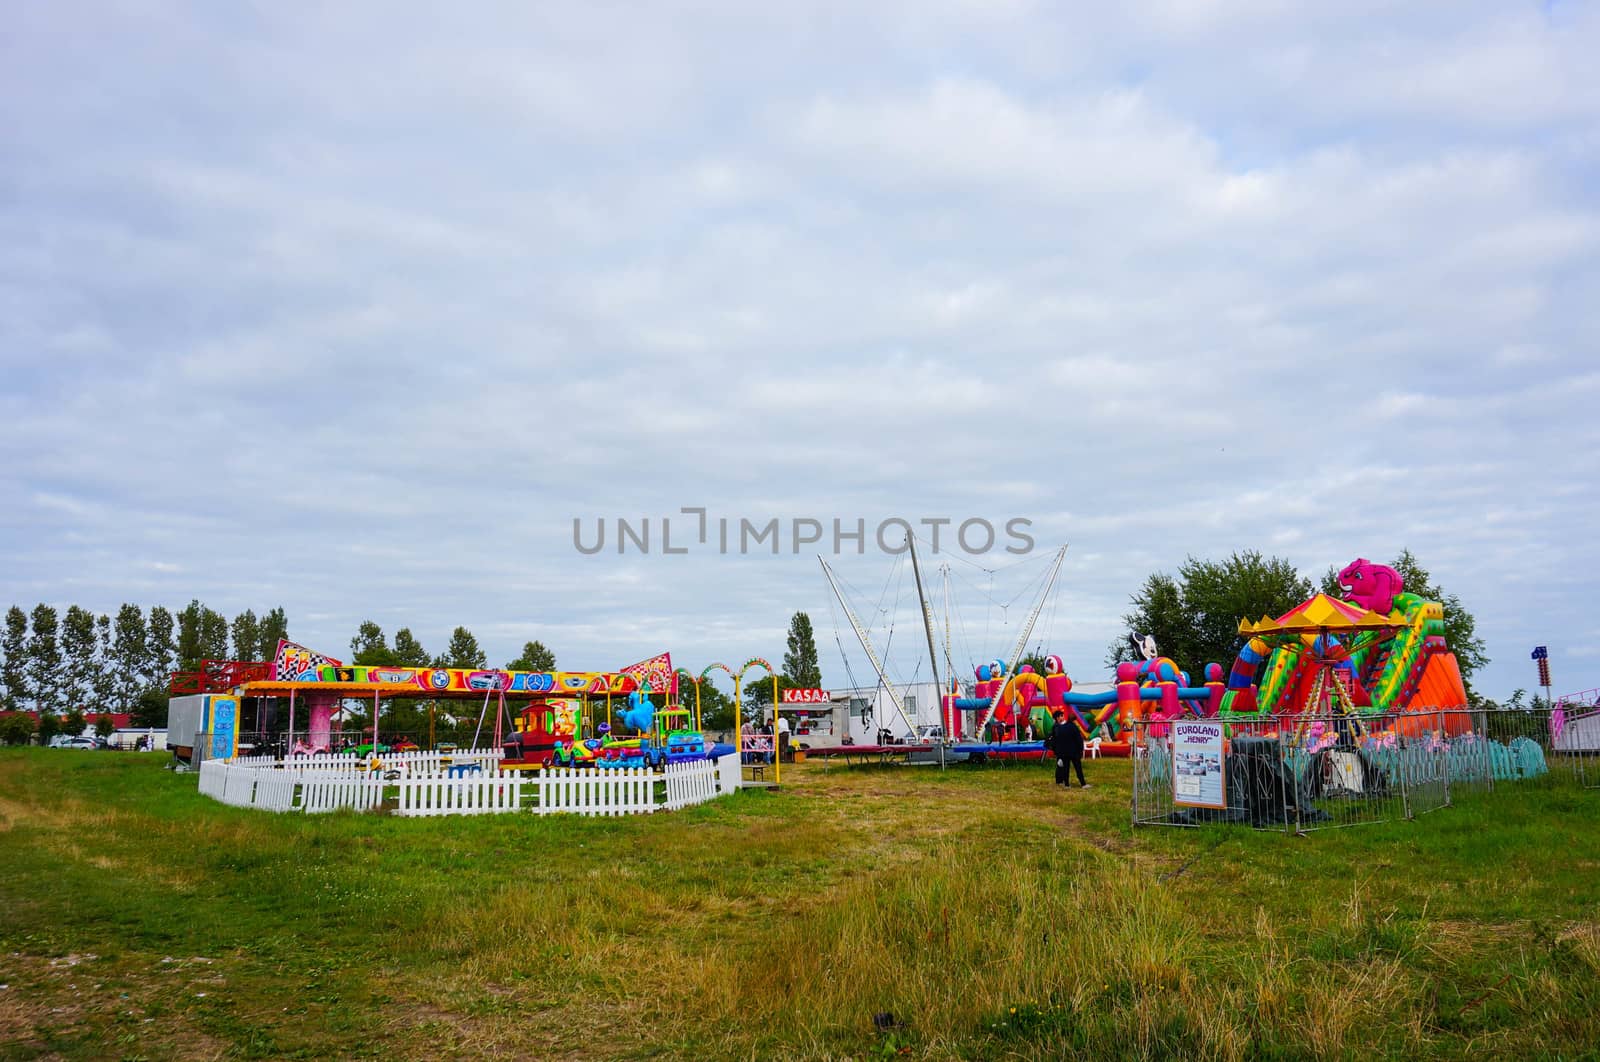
[2, 1, 1596, 702]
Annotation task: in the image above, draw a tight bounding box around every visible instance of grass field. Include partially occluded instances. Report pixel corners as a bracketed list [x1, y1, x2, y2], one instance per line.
[2, 750, 1599, 1060]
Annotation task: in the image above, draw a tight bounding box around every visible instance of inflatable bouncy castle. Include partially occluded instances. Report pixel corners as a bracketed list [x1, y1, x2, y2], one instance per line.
[942, 651, 1226, 757]
[1216, 557, 1470, 726]
[939, 557, 1474, 754]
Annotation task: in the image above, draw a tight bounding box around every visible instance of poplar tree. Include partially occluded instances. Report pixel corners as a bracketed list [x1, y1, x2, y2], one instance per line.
[28, 604, 63, 714]
[1, 607, 27, 711]
[783, 612, 822, 690]
[61, 606, 99, 710]
[146, 606, 176, 688]
[112, 605, 148, 709]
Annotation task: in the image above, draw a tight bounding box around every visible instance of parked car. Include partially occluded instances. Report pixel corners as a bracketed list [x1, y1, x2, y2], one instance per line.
[64, 735, 105, 749]
[912, 725, 947, 745]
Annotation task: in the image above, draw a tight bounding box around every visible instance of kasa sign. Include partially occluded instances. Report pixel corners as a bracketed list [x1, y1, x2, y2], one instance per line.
[780, 688, 832, 705]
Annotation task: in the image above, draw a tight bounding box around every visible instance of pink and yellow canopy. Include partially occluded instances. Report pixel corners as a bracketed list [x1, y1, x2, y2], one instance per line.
[1237, 593, 1400, 639]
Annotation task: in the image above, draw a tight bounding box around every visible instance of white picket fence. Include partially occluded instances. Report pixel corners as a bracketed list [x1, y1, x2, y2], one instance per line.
[664, 758, 720, 810]
[300, 773, 387, 813]
[197, 754, 736, 818]
[223, 749, 504, 779]
[397, 771, 524, 816]
[533, 767, 656, 816]
[226, 749, 505, 770]
[282, 749, 505, 773]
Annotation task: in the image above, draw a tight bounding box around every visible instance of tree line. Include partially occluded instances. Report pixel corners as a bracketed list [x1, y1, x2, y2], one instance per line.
[0, 600, 289, 743]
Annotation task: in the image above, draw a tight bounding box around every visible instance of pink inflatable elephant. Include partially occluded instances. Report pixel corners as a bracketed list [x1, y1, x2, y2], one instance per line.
[1337, 558, 1404, 614]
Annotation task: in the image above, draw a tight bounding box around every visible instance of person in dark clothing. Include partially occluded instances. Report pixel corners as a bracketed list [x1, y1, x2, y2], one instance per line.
[1049, 711, 1089, 788]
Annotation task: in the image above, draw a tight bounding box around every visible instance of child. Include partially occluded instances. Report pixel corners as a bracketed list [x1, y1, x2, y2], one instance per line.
[1049, 711, 1089, 789]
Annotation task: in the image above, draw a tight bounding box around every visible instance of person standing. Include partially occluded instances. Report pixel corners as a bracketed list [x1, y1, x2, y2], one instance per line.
[1049, 711, 1089, 788]
[776, 713, 792, 763]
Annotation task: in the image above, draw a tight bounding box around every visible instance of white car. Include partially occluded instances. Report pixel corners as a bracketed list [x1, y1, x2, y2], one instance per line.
[911, 725, 947, 745]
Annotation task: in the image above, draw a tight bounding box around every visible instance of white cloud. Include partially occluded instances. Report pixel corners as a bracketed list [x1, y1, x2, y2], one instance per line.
[0, 3, 1596, 701]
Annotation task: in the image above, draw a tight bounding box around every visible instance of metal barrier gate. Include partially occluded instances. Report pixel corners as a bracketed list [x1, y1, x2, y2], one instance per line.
[1133, 708, 1595, 833]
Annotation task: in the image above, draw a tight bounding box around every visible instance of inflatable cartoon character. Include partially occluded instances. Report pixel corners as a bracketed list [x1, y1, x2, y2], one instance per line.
[551, 700, 578, 738]
[621, 691, 655, 733]
[1337, 558, 1404, 614]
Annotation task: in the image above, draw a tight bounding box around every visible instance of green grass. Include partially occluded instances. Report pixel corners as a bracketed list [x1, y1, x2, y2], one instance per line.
[2, 750, 1598, 1060]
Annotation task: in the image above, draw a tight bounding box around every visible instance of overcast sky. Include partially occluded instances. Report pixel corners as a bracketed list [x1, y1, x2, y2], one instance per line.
[2, 2, 1596, 702]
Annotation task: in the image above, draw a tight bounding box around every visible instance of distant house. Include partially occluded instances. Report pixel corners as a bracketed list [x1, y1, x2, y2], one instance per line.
[110, 728, 168, 750]
[18, 710, 133, 729]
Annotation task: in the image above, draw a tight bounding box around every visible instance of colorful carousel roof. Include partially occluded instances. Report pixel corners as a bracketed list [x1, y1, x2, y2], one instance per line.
[1237, 593, 1400, 637]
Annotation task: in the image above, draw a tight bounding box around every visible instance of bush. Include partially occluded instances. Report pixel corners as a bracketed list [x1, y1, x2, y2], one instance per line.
[1485, 708, 1549, 744]
[94, 715, 115, 739]
[131, 688, 169, 729]
[63, 709, 87, 737]
[36, 712, 61, 745]
[0, 712, 34, 746]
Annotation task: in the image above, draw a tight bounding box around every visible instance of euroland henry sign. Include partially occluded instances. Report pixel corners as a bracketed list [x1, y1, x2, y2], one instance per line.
[780, 688, 831, 704]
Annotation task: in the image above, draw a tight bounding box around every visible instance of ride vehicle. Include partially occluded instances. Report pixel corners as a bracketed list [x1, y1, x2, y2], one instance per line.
[546, 736, 602, 769]
[595, 737, 665, 769]
[655, 708, 708, 764]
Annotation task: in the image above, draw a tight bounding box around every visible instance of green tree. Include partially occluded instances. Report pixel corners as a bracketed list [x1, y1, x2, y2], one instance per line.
[92, 614, 115, 709]
[200, 608, 229, 661]
[350, 621, 398, 665]
[392, 628, 429, 667]
[737, 671, 789, 720]
[784, 612, 822, 690]
[257, 607, 289, 660]
[111, 605, 148, 710]
[94, 714, 114, 739]
[63, 708, 87, 737]
[1320, 548, 1488, 693]
[1106, 573, 1188, 668]
[131, 688, 169, 729]
[694, 678, 736, 732]
[146, 606, 176, 687]
[61, 605, 98, 710]
[506, 640, 556, 672]
[1110, 552, 1314, 673]
[0, 712, 33, 746]
[37, 711, 61, 746]
[28, 604, 63, 713]
[176, 600, 206, 672]
[1018, 649, 1055, 675]
[1, 606, 27, 711]
[231, 609, 261, 661]
[440, 627, 487, 669]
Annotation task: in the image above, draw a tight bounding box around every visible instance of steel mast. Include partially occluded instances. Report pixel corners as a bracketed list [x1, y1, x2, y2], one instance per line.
[975, 545, 1067, 737]
[907, 531, 947, 768]
[819, 557, 916, 736]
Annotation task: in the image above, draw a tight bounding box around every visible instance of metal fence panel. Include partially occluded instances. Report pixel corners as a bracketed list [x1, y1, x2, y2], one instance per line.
[1133, 708, 1595, 833]
[1132, 720, 1293, 831]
